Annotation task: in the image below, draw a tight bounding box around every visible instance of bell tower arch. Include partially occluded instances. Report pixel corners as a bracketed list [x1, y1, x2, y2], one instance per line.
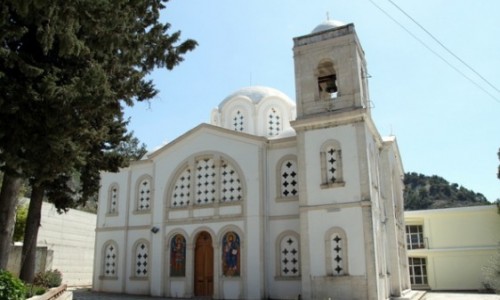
[293, 21, 370, 118]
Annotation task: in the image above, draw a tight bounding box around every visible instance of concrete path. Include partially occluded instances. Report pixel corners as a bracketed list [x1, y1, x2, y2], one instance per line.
[424, 292, 500, 299]
[72, 288, 500, 300]
[72, 288, 170, 300]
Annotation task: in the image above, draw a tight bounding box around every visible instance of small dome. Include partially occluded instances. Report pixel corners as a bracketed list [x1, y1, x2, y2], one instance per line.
[311, 19, 346, 34]
[218, 86, 294, 109]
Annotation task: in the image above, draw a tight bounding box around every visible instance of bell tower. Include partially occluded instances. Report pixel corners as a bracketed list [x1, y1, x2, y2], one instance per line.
[290, 20, 409, 300]
[293, 21, 370, 119]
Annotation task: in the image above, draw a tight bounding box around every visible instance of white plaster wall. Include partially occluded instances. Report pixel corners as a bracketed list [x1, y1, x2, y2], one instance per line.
[93, 230, 126, 292]
[98, 169, 129, 228]
[35, 202, 96, 286]
[128, 163, 154, 227]
[267, 219, 301, 299]
[220, 97, 255, 134]
[124, 229, 152, 295]
[302, 124, 362, 205]
[305, 207, 366, 276]
[255, 97, 295, 137]
[152, 127, 265, 298]
[267, 145, 299, 216]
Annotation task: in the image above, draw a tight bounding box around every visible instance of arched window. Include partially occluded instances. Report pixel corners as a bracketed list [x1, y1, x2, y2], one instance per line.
[316, 60, 338, 100]
[171, 167, 191, 207]
[195, 157, 216, 204]
[170, 234, 186, 277]
[103, 241, 118, 278]
[277, 232, 300, 277]
[108, 183, 119, 214]
[168, 154, 244, 208]
[137, 176, 153, 211]
[222, 231, 240, 277]
[325, 228, 348, 276]
[277, 156, 299, 200]
[231, 109, 246, 132]
[133, 240, 149, 278]
[320, 140, 344, 188]
[267, 107, 282, 137]
[221, 160, 242, 202]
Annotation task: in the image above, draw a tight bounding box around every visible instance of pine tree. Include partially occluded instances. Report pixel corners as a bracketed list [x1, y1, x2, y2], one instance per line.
[0, 0, 196, 280]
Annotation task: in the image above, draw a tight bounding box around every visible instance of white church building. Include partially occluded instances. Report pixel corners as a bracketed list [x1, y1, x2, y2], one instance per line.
[93, 20, 411, 300]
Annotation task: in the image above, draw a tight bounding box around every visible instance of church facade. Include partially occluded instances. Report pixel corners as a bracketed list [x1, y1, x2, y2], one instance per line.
[93, 21, 411, 300]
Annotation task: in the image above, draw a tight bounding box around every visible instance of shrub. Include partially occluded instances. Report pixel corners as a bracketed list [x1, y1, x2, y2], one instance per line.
[0, 269, 26, 300]
[25, 285, 47, 298]
[33, 269, 62, 288]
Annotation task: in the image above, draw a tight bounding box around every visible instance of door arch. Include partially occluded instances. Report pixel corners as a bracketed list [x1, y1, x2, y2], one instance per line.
[194, 231, 214, 296]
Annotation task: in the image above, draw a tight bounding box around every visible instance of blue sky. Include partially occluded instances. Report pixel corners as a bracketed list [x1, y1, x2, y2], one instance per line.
[124, 0, 500, 202]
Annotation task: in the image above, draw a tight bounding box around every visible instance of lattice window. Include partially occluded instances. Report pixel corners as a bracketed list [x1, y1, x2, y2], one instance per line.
[171, 168, 191, 207]
[104, 243, 117, 277]
[280, 235, 300, 277]
[281, 159, 298, 197]
[232, 110, 245, 132]
[195, 158, 216, 204]
[109, 184, 118, 214]
[169, 154, 244, 207]
[137, 178, 151, 211]
[135, 242, 149, 277]
[326, 147, 339, 183]
[330, 233, 345, 275]
[409, 257, 428, 285]
[221, 160, 242, 202]
[321, 141, 343, 186]
[267, 107, 282, 137]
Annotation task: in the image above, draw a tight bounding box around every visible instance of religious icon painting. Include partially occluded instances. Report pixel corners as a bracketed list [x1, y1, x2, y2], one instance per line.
[222, 231, 240, 276]
[170, 234, 186, 276]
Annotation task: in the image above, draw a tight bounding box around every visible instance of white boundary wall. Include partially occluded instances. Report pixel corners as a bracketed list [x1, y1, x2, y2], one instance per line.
[37, 202, 96, 286]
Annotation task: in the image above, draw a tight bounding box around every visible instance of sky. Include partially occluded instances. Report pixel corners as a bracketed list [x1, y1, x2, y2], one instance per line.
[124, 0, 500, 202]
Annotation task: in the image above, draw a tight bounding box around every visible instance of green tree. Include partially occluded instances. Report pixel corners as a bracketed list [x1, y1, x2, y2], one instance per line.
[115, 133, 148, 161]
[403, 172, 489, 210]
[0, 0, 196, 281]
[13, 203, 28, 242]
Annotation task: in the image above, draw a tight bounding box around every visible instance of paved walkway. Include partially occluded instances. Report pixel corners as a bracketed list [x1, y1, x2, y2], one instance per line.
[72, 288, 170, 299]
[423, 292, 500, 299]
[72, 288, 500, 300]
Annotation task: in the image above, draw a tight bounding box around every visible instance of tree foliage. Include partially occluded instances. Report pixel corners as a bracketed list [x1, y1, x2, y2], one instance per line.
[0, 0, 196, 278]
[403, 172, 490, 211]
[13, 203, 28, 242]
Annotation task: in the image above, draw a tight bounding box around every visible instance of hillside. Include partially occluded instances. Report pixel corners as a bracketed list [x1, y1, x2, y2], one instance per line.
[403, 172, 490, 211]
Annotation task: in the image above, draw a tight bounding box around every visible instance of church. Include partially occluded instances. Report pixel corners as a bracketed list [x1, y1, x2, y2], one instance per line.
[93, 20, 411, 300]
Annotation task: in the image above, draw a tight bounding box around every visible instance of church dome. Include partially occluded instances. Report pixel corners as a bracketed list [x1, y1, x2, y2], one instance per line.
[218, 86, 294, 109]
[311, 19, 346, 34]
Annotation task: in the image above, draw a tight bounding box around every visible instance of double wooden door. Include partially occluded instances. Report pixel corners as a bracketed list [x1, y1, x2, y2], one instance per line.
[194, 232, 213, 297]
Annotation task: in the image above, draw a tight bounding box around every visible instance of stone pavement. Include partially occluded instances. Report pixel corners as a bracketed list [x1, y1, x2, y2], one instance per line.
[423, 292, 500, 299]
[72, 288, 171, 300]
[72, 288, 500, 300]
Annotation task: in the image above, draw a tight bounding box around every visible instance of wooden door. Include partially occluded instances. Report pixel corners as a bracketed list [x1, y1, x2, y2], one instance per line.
[194, 232, 213, 297]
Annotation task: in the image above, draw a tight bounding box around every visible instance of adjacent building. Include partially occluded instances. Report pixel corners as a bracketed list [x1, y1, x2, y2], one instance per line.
[405, 204, 500, 291]
[93, 20, 410, 300]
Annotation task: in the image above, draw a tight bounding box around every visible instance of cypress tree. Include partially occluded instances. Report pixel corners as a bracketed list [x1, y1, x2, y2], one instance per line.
[0, 0, 196, 280]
